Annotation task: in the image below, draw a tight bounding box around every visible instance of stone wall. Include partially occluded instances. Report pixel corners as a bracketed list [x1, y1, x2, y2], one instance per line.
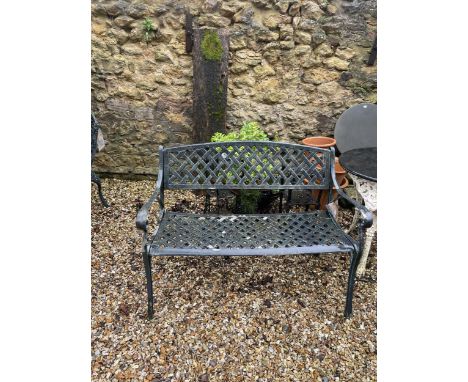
[92, 0, 377, 176]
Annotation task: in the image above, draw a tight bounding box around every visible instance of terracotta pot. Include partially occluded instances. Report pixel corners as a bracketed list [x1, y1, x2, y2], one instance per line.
[302, 136, 346, 188]
[311, 176, 349, 210]
[303, 156, 346, 186]
[334, 158, 346, 185]
[302, 136, 336, 148]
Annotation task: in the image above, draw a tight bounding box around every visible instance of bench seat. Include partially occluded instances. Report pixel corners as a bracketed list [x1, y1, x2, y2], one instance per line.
[148, 211, 356, 256]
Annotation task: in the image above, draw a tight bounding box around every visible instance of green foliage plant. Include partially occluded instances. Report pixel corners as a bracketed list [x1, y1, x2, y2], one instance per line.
[142, 18, 155, 43]
[211, 121, 268, 143]
[211, 122, 271, 213]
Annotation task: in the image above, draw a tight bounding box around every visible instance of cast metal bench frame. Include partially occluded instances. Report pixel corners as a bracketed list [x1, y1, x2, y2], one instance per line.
[136, 141, 372, 319]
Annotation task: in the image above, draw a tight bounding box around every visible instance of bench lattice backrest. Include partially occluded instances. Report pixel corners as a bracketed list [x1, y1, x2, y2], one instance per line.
[162, 141, 332, 190]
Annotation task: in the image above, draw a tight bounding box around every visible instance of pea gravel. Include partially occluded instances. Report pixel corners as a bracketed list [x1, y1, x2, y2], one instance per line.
[91, 179, 377, 382]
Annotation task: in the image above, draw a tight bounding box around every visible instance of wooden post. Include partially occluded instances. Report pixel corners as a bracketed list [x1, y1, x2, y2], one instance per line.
[192, 27, 229, 143]
[367, 36, 377, 66]
[185, 10, 193, 53]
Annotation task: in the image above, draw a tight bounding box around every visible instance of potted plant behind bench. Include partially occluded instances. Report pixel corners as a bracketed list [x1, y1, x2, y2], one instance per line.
[211, 121, 279, 213]
[302, 135, 348, 209]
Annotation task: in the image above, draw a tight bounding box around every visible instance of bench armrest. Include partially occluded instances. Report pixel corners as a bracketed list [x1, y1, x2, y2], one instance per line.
[330, 150, 373, 229]
[136, 187, 162, 232]
[137, 147, 165, 233]
[333, 184, 373, 228]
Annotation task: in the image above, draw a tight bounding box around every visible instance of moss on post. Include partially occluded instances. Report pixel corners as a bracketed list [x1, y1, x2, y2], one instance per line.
[201, 30, 223, 61]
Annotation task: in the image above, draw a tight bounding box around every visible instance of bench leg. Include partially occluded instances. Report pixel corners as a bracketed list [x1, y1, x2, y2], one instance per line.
[143, 251, 154, 319]
[91, 171, 109, 208]
[344, 251, 360, 318]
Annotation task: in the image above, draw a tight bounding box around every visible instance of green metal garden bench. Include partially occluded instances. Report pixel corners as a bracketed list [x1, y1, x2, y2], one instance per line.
[136, 141, 372, 319]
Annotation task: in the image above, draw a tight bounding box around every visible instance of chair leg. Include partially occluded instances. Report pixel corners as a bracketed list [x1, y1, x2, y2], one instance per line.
[143, 250, 154, 319]
[344, 251, 360, 318]
[91, 171, 109, 208]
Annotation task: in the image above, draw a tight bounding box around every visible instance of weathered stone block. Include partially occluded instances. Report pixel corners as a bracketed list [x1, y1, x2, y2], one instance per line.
[300, 53, 321, 68]
[128, 27, 142, 43]
[173, 78, 190, 86]
[230, 63, 249, 74]
[93, 56, 127, 75]
[322, 19, 342, 34]
[155, 28, 175, 43]
[288, 2, 301, 16]
[135, 60, 156, 75]
[335, 47, 356, 61]
[263, 14, 286, 29]
[301, 1, 324, 20]
[155, 4, 169, 15]
[104, 1, 129, 17]
[230, 33, 247, 50]
[233, 6, 255, 24]
[92, 21, 107, 36]
[253, 62, 276, 77]
[197, 14, 231, 28]
[323, 56, 349, 71]
[230, 88, 246, 97]
[154, 73, 172, 85]
[255, 78, 287, 104]
[108, 28, 129, 45]
[311, 28, 328, 46]
[317, 81, 344, 96]
[92, 90, 109, 102]
[202, 0, 220, 13]
[134, 107, 154, 121]
[108, 82, 145, 100]
[294, 31, 312, 45]
[135, 78, 157, 91]
[280, 40, 295, 50]
[303, 68, 339, 85]
[114, 15, 134, 29]
[326, 4, 338, 15]
[154, 97, 192, 136]
[274, 0, 291, 14]
[127, 3, 150, 18]
[155, 48, 178, 65]
[292, 45, 310, 56]
[121, 43, 143, 55]
[297, 19, 318, 31]
[220, 1, 244, 17]
[235, 50, 262, 66]
[314, 43, 334, 57]
[233, 75, 256, 87]
[256, 28, 279, 42]
[279, 24, 294, 40]
[263, 41, 281, 51]
[252, 0, 273, 9]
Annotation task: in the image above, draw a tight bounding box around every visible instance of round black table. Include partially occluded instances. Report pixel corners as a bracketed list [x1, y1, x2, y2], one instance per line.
[339, 147, 377, 182]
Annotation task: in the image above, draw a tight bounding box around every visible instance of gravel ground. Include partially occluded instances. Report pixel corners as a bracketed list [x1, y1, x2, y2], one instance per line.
[91, 179, 377, 382]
